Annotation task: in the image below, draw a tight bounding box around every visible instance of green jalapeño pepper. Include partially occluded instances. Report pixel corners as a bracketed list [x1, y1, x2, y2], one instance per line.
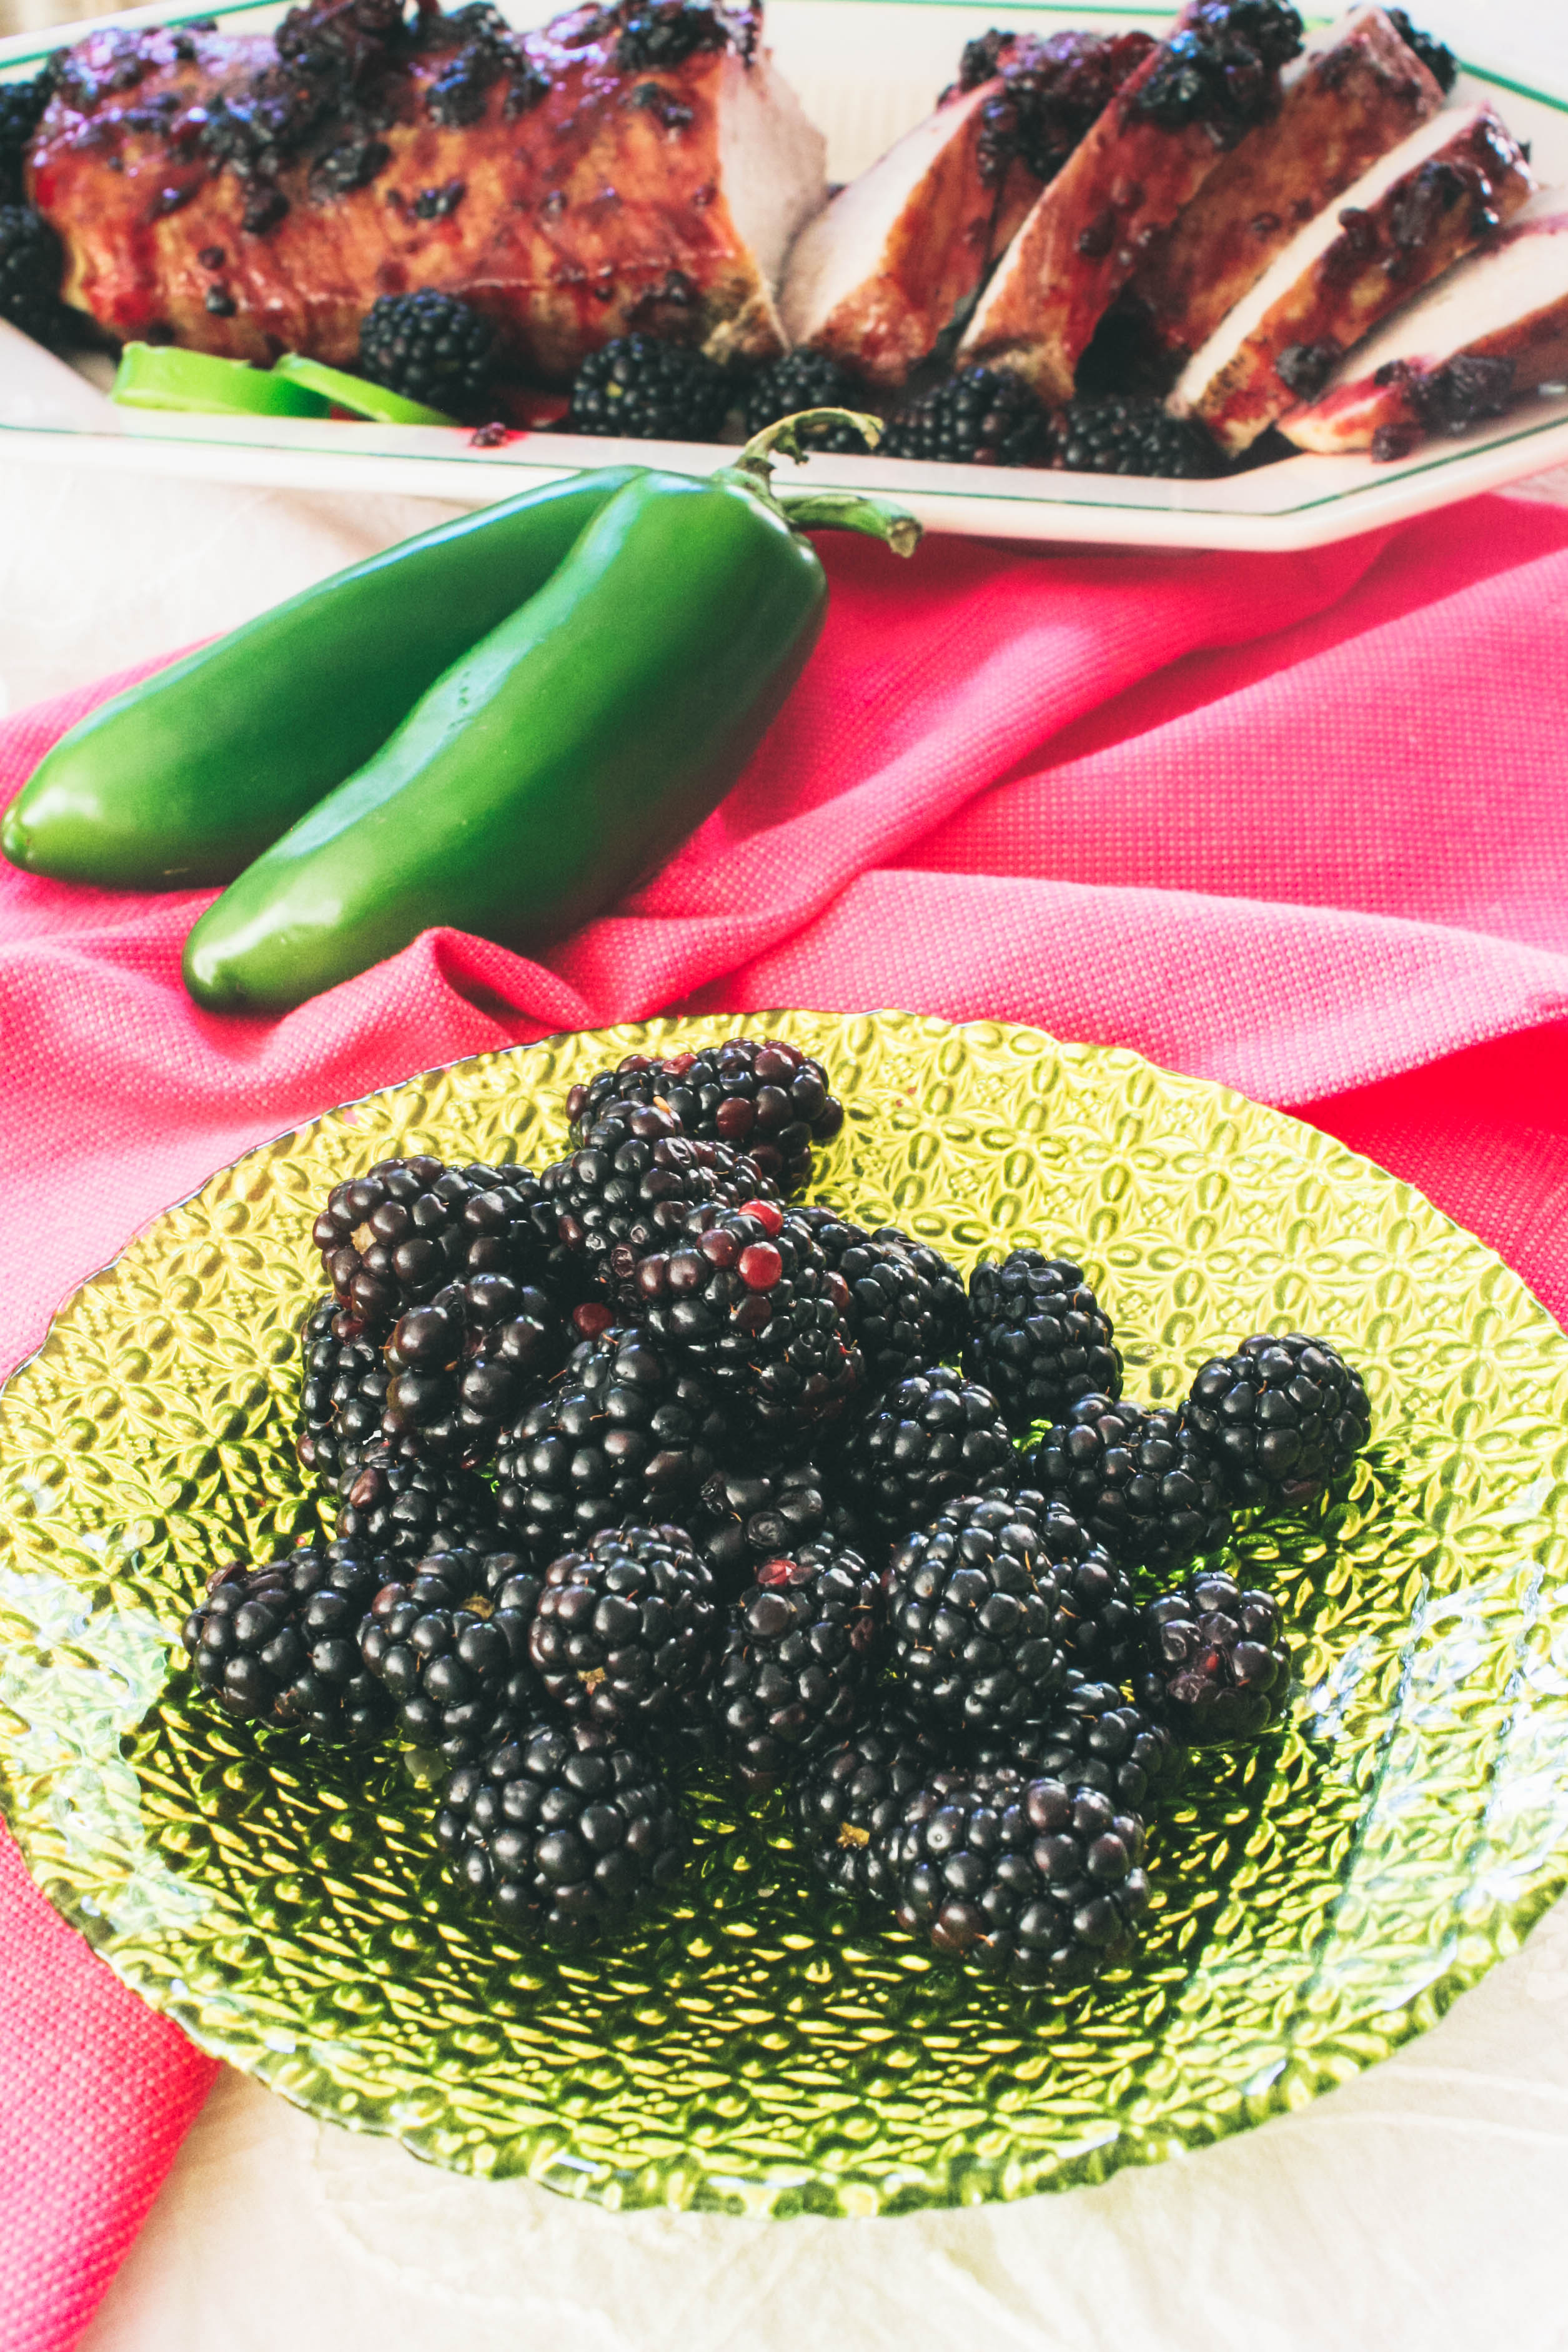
[3, 467, 641, 889]
[183, 415, 918, 1016]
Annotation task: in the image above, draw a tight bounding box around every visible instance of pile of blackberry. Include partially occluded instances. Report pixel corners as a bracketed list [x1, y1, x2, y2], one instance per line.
[181, 1028, 1374, 1987]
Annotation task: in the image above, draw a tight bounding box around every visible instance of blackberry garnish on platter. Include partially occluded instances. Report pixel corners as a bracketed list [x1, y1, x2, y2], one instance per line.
[528, 1523, 718, 1732]
[358, 288, 497, 419]
[0, 67, 56, 208]
[743, 352, 876, 451]
[881, 366, 1049, 467]
[564, 333, 732, 441]
[1028, 1392, 1231, 1573]
[1184, 1332, 1371, 1510]
[181, 1546, 391, 1743]
[836, 1366, 1018, 1535]
[885, 1492, 1069, 1738]
[790, 1717, 935, 1903]
[566, 1038, 844, 1197]
[334, 1442, 500, 1561]
[890, 1768, 1150, 1984]
[543, 1097, 771, 1296]
[437, 1718, 684, 1938]
[710, 1539, 885, 1779]
[973, 1674, 1180, 1810]
[963, 1250, 1122, 1433]
[1051, 395, 1225, 480]
[359, 1549, 542, 1762]
[1137, 1570, 1291, 1742]
[0, 205, 64, 348]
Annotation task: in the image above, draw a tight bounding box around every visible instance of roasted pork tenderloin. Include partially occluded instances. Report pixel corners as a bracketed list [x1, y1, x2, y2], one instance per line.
[1130, 6, 1443, 369]
[1281, 201, 1568, 455]
[25, 0, 826, 380]
[956, 0, 1306, 405]
[1168, 102, 1536, 452]
[778, 27, 1151, 391]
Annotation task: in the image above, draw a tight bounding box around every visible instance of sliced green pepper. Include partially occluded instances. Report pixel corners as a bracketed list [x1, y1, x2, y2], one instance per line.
[183, 417, 917, 1015]
[271, 354, 457, 427]
[4, 467, 641, 887]
[111, 342, 330, 419]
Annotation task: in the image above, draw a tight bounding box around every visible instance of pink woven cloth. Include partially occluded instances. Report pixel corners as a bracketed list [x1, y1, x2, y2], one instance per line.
[2, 490, 1566, 2348]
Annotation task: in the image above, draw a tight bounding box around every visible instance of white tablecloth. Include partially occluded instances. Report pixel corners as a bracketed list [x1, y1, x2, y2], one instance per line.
[1, 2, 1564, 2340]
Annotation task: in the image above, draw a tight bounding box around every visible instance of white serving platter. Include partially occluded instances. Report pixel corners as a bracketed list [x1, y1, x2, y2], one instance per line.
[1, 0, 1566, 548]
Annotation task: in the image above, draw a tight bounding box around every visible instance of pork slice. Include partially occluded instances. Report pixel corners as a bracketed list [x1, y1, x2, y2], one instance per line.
[1168, 103, 1536, 452]
[778, 80, 1016, 389]
[957, 2, 1304, 405]
[1133, 7, 1442, 366]
[1282, 201, 1568, 453]
[27, 2, 826, 382]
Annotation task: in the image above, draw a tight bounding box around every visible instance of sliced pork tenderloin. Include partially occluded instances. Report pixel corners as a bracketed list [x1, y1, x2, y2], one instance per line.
[1168, 102, 1536, 453]
[1281, 201, 1568, 454]
[957, 0, 1306, 405]
[1132, 6, 1442, 368]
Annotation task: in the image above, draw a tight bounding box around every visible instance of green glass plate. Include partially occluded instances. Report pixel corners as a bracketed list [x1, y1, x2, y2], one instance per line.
[2, 1010, 1568, 2217]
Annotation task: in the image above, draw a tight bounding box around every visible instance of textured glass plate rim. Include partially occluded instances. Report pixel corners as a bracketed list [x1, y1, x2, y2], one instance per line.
[0, 6, 1564, 549]
[2, 1008, 1568, 2218]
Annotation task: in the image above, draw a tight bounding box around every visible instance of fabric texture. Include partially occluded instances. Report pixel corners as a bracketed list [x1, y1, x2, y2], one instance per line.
[1, 490, 1566, 2350]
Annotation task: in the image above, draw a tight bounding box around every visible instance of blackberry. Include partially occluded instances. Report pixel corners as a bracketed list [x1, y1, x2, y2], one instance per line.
[742, 351, 875, 452]
[711, 1540, 885, 1778]
[1387, 7, 1457, 92]
[874, 1229, 971, 1357]
[359, 289, 497, 420]
[972, 1675, 1179, 1810]
[0, 205, 62, 348]
[881, 368, 1048, 467]
[1131, 3, 1303, 142]
[634, 1199, 864, 1447]
[1137, 1571, 1291, 1742]
[181, 1546, 390, 1742]
[566, 1037, 844, 1197]
[437, 1719, 683, 1938]
[1051, 395, 1224, 480]
[294, 1293, 391, 1485]
[1, 67, 54, 207]
[382, 1274, 567, 1465]
[963, 1250, 1122, 1432]
[1184, 1332, 1371, 1509]
[494, 1327, 728, 1561]
[790, 1718, 935, 1902]
[961, 29, 1156, 187]
[543, 1097, 770, 1295]
[359, 1548, 541, 1760]
[691, 1461, 861, 1593]
[1016, 1492, 1139, 1679]
[836, 1366, 1018, 1535]
[615, 1, 730, 72]
[886, 1492, 1069, 1737]
[1028, 1393, 1230, 1572]
[565, 334, 732, 441]
[890, 1769, 1149, 1984]
[792, 1211, 952, 1388]
[528, 1523, 717, 1730]
[312, 1156, 560, 1327]
[335, 1444, 500, 1561]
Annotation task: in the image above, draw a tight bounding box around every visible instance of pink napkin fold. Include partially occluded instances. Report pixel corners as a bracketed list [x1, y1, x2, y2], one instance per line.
[1, 489, 1566, 2348]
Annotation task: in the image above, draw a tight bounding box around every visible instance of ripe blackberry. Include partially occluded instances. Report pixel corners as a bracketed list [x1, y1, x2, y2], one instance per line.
[790, 1718, 935, 1903]
[1131, 2, 1303, 141]
[382, 1275, 566, 1465]
[359, 1549, 541, 1760]
[711, 1539, 885, 1778]
[836, 1366, 1018, 1535]
[634, 1200, 864, 1447]
[181, 1546, 390, 1742]
[1137, 1571, 1291, 1742]
[972, 1674, 1179, 1810]
[1028, 1392, 1231, 1572]
[358, 288, 497, 419]
[875, 1229, 971, 1357]
[963, 1250, 1122, 1432]
[294, 1293, 391, 1486]
[528, 1524, 717, 1731]
[742, 351, 875, 451]
[1015, 1492, 1139, 1679]
[791, 1210, 955, 1389]
[1051, 396, 1224, 480]
[691, 1461, 861, 1593]
[566, 1038, 844, 1197]
[494, 1327, 728, 1561]
[886, 1492, 1069, 1737]
[334, 1444, 500, 1561]
[0, 205, 62, 347]
[1, 67, 54, 207]
[312, 1156, 560, 1329]
[1387, 7, 1457, 91]
[437, 1719, 683, 1938]
[543, 1097, 770, 1296]
[890, 1769, 1150, 1984]
[881, 368, 1048, 467]
[565, 334, 732, 441]
[1184, 1332, 1371, 1509]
